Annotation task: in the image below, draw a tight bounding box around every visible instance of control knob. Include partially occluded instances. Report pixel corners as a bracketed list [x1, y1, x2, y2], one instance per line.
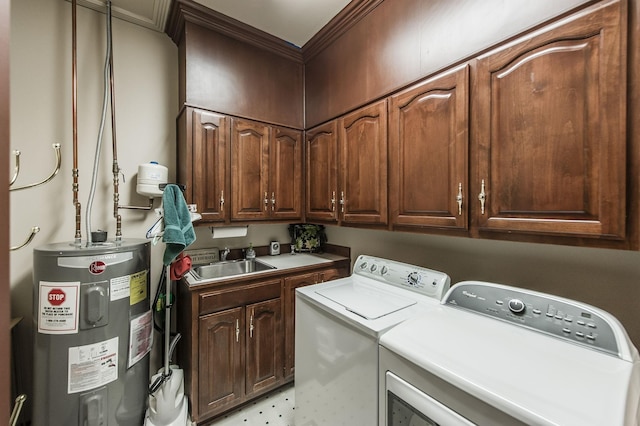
[407, 272, 421, 287]
[508, 298, 526, 314]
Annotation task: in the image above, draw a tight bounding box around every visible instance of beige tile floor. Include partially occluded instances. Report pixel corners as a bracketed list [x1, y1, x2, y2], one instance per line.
[203, 383, 295, 426]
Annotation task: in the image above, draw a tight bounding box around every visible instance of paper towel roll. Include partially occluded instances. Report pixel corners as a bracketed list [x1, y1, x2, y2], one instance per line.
[210, 226, 248, 239]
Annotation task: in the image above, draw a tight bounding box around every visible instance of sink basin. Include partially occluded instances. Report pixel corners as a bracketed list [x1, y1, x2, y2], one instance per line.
[191, 259, 276, 280]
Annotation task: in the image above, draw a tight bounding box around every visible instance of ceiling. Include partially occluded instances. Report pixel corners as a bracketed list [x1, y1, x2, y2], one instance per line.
[71, 0, 352, 47]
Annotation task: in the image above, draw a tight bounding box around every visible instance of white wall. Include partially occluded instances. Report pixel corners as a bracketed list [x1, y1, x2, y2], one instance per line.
[8, 0, 296, 411]
[8, 0, 179, 413]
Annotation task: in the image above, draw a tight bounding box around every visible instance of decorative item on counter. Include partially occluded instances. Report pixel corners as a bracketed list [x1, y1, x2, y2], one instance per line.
[245, 243, 256, 260]
[288, 223, 326, 253]
[269, 241, 280, 255]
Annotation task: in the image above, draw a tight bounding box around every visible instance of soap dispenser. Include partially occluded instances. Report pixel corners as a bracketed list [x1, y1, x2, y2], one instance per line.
[245, 243, 256, 260]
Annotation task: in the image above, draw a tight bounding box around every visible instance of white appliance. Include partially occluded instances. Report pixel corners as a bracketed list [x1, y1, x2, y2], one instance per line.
[379, 281, 640, 426]
[295, 255, 450, 426]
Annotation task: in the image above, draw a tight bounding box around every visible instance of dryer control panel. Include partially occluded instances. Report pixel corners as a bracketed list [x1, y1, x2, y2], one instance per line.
[444, 281, 626, 358]
[353, 255, 450, 301]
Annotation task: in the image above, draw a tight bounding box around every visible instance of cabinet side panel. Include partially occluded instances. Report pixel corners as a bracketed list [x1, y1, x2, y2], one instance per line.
[185, 22, 303, 128]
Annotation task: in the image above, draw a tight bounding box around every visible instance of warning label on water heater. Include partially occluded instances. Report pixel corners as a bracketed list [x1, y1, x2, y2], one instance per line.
[68, 337, 119, 394]
[38, 281, 80, 334]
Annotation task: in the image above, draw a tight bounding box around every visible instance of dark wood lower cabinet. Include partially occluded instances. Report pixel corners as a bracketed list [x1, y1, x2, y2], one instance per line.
[179, 260, 350, 424]
[245, 298, 283, 395]
[198, 307, 245, 416]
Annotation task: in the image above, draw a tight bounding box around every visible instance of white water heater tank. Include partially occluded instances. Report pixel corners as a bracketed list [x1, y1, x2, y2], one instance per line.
[137, 161, 168, 198]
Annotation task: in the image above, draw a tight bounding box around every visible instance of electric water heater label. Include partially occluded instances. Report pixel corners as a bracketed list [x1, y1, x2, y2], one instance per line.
[110, 275, 131, 301]
[128, 310, 153, 368]
[38, 281, 80, 334]
[67, 336, 119, 394]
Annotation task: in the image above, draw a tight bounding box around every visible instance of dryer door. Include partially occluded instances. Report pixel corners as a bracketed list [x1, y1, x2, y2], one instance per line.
[386, 372, 475, 426]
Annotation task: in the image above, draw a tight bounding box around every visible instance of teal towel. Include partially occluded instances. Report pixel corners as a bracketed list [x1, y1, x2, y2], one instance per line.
[162, 184, 196, 265]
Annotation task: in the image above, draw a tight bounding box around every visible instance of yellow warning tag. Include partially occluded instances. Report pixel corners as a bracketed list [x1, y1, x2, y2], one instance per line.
[130, 270, 148, 305]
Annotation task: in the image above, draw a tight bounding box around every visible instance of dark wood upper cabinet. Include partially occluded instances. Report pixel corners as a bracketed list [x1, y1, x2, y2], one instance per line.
[231, 119, 271, 221]
[188, 108, 229, 222]
[270, 127, 303, 220]
[231, 118, 302, 221]
[389, 65, 469, 232]
[339, 100, 388, 225]
[305, 121, 339, 223]
[472, 0, 626, 240]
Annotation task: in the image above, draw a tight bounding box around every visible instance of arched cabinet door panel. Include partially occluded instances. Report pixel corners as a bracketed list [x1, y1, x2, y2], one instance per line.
[473, 0, 626, 240]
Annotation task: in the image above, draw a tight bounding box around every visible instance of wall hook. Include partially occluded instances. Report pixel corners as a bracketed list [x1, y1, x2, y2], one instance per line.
[9, 149, 20, 186]
[10, 143, 61, 191]
[10, 226, 40, 251]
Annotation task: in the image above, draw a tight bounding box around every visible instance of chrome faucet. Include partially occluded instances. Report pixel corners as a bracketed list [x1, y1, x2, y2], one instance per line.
[220, 247, 230, 261]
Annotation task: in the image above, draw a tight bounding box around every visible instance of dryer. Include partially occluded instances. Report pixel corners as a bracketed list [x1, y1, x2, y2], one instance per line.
[379, 281, 640, 425]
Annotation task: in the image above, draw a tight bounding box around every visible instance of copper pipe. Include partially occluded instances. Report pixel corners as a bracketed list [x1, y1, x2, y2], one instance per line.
[72, 0, 81, 245]
[107, 0, 122, 241]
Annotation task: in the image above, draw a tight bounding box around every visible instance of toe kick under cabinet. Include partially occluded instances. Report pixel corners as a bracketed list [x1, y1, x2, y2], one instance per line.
[176, 258, 350, 424]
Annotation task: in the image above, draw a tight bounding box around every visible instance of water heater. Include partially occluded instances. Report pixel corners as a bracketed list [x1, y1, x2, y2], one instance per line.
[32, 239, 151, 425]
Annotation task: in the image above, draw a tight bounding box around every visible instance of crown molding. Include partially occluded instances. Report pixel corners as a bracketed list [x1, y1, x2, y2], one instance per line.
[302, 0, 383, 62]
[165, 0, 304, 63]
[66, 0, 172, 32]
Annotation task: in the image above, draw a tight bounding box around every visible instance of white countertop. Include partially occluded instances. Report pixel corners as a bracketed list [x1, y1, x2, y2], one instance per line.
[258, 253, 336, 269]
[184, 252, 349, 287]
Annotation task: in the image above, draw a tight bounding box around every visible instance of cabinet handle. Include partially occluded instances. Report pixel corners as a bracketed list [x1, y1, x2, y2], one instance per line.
[264, 192, 268, 211]
[339, 191, 345, 213]
[478, 179, 486, 215]
[220, 190, 225, 208]
[331, 191, 336, 212]
[271, 192, 275, 211]
[456, 183, 463, 216]
[235, 319, 240, 343]
[249, 309, 254, 338]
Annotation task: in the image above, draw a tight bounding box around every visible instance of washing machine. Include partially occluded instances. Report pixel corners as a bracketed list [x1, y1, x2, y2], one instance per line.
[295, 255, 450, 426]
[379, 281, 640, 425]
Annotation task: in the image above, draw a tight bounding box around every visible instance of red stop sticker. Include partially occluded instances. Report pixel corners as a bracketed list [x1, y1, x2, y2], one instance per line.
[89, 260, 106, 275]
[48, 288, 66, 306]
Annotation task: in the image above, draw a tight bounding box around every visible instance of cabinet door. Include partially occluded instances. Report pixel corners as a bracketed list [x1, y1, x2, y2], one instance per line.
[191, 108, 229, 222]
[198, 307, 244, 418]
[318, 266, 349, 283]
[389, 65, 469, 231]
[245, 298, 283, 395]
[339, 100, 388, 225]
[283, 272, 319, 379]
[473, 1, 626, 239]
[270, 127, 303, 219]
[231, 118, 270, 220]
[305, 121, 339, 222]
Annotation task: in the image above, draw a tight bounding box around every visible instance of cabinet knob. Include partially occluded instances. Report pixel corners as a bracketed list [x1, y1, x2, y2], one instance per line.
[478, 179, 486, 215]
[331, 191, 336, 212]
[264, 192, 268, 211]
[456, 183, 463, 216]
[249, 309, 254, 338]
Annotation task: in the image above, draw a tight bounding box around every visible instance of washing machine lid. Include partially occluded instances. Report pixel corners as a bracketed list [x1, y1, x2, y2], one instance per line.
[380, 306, 640, 426]
[316, 280, 416, 320]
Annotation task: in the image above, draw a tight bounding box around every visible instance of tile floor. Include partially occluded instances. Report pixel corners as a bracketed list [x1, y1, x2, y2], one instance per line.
[203, 383, 296, 426]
